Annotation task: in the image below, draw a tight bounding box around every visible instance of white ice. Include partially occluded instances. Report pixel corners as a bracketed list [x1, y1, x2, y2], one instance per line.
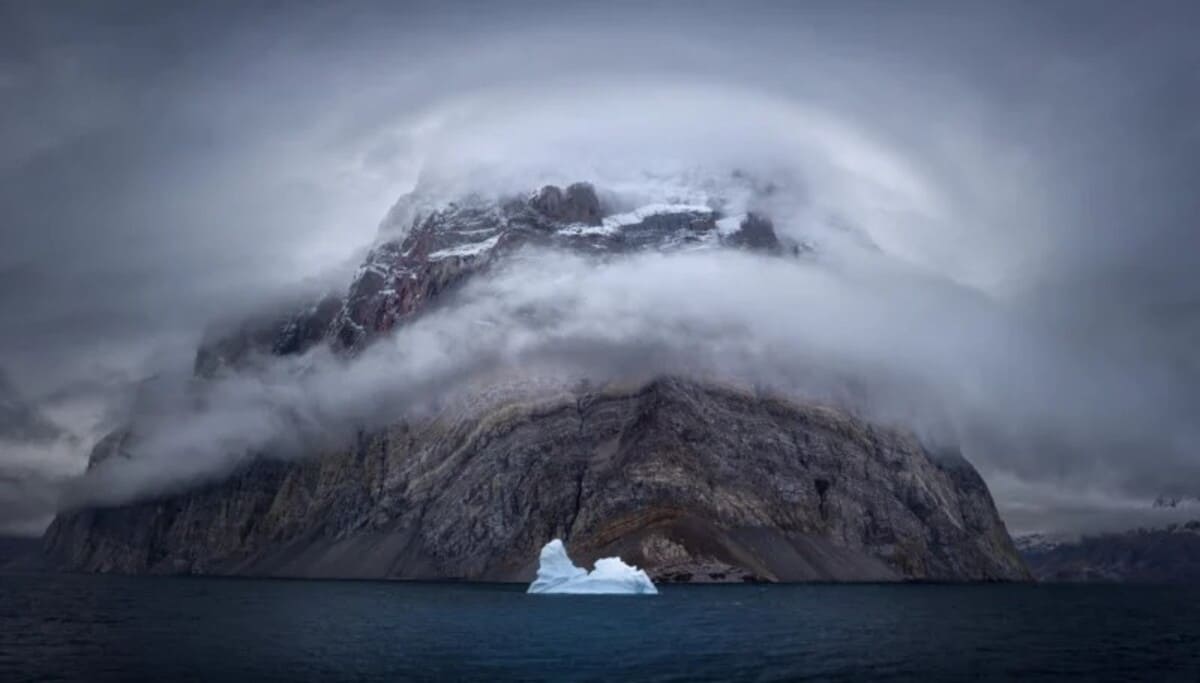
[600, 203, 713, 230]
[526, 539, 658, 595]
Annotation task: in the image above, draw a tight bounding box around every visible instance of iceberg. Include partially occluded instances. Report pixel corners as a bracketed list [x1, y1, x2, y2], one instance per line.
[527, 539, 658, 595]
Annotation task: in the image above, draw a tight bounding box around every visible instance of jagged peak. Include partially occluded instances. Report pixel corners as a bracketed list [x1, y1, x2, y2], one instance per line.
[375, 167, 784, 241]
[530, 182, 602, 226]
[197, 173, 798, 369]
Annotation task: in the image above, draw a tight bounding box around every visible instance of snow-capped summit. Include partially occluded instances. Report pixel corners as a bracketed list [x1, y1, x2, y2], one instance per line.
[198, 176, 799, 372]
[326, 179, 792, 349]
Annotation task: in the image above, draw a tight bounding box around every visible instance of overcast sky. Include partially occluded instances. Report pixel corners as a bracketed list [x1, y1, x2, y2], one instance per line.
[2, 0, 1199, 535]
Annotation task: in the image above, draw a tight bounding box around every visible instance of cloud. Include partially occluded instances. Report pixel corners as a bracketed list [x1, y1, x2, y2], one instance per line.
[59, 243, 1200, 533]
[0, 369, 64, 443]
[2, 1, 1199, 534]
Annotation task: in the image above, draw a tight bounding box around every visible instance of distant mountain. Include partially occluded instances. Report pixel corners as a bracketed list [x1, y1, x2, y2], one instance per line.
[1017, 521, 1200, 582]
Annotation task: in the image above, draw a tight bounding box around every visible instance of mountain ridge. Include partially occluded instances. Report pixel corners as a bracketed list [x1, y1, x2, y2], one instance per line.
[1018, 521, 1200, 582]
[195, 179, 795, 376]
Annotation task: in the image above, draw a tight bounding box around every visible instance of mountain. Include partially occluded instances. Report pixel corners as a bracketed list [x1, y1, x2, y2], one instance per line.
[42, 178, 1029, 583]
[1018, 521, 1200, 582]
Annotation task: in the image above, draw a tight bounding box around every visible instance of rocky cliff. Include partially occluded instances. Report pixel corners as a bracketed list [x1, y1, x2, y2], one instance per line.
[42, 175, 1029, 582]
[45, 376, 1028, 582]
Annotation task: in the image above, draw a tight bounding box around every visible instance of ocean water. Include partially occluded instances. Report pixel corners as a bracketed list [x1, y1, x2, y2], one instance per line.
[2, 574, 1198, 682]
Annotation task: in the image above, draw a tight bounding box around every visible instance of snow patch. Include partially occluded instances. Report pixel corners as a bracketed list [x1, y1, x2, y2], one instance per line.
[556, 203, 714, 238]
[601, 203, 713, 230]
[527, 539, 658, 595]
[716, 214, 747, 236]
[557, 223, 620, 237]
[427, 234, 502, 260]
[353, 259, 390, 282]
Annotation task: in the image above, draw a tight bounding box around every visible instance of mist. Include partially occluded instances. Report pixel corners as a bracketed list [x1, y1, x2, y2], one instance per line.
[2, 0, 1199, 535]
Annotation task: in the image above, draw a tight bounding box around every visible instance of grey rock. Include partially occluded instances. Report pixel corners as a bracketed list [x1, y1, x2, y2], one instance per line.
[47, 178, 1029, 584]
[531, 183, 602, 226]
[726, 212, 781, 253]
[45, 377, 1029, 583]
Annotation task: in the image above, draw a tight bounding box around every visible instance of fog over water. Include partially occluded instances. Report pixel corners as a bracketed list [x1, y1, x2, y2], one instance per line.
[2, 1, 1199, 535]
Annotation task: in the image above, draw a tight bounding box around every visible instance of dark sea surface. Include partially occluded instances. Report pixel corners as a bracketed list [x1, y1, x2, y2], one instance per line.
[2, 574, 1198, 682]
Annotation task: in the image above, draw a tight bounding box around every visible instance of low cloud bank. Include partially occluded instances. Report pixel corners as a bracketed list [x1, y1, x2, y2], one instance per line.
[3, 2, 1198, 534]
[51, 243, 1199, 534]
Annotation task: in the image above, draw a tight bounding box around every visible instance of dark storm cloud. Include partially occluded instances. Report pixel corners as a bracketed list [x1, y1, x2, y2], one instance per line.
[1, 0, 1199, 534]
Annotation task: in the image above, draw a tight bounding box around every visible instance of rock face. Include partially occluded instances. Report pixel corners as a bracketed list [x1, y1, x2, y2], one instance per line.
[1018, 521, 1200, 582]
[44, 377, 1029, 582]
[530, 182, 603, 226]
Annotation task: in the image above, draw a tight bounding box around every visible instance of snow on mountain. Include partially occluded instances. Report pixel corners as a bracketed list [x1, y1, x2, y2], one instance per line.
[600, 203, 714, 229]
[427, 233, 503, 261]
[197, 175, 799, 371]
[1012, 531, 1076, 555]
